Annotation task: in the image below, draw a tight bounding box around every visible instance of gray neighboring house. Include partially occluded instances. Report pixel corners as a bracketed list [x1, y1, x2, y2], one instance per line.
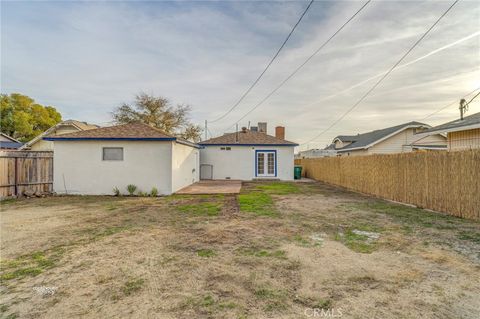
[417, 112, 480, 151]
[331, 121, 447, 156]
[0, 133, 23, 149]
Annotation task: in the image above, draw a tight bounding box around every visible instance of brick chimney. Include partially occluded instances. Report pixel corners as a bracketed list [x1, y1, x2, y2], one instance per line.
[275, 126, 285, 140]
[258, 122, 267, 134]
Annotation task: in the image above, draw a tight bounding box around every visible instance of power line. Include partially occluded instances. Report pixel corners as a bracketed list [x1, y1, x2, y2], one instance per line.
[209, 0, 315, 123]
[298, 31, 480, 111]
[222, 0, 372, 132]
[301, 0, 460, 146]
[421, 88, 480, 120]
[465, 90, 480, 107]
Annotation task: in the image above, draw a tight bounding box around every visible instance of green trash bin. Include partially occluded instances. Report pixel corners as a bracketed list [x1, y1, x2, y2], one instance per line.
[294, 166, 302, 180]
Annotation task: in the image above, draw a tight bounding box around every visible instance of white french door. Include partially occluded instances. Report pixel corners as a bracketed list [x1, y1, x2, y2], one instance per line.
[256, 151, 276, 177]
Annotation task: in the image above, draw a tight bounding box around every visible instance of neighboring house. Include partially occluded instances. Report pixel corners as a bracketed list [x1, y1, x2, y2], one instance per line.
[0, 133, 23, 149]
[21, 120, 99, 151]
[295, 148, 336, 159]
[332, 121, 447, 156]
[44, 122, 200, 195]
[198, 124, 297, 180]
[417, 112, 480, 151]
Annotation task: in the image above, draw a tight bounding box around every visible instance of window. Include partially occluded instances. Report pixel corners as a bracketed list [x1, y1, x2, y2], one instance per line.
[103, 147, 123, 161]
[220, 147, 231, 151]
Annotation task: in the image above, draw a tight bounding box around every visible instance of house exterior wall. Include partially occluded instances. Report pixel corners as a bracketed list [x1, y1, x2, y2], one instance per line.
[367, 128, 415, 154]
[411, 134, 447, 147]
[448, 128, 480, 150]
[171, 142, 200, 193]
[200, 145, 294, 180]
[338, 128, 446, 156]
[52, 140, 173, 195]
[31, 126, 81, 151]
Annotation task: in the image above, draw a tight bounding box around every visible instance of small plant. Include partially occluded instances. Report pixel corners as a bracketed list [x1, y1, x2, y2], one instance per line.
[113, 187, 120, 196]
[197, 249, 216, 257]
[122, 278, 144, 295]
[126, 184, 137, 196]
[150, 187, 158, 197]
[139, 191, 148, 197]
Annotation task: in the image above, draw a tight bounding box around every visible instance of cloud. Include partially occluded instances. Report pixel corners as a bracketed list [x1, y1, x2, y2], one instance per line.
[1, 1, 479, 148]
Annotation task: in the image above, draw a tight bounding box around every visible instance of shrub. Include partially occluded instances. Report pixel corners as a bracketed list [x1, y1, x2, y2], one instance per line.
[113, 187, 120, 196]
[150, 187, 158, 197]
[126, 184, 137, 196]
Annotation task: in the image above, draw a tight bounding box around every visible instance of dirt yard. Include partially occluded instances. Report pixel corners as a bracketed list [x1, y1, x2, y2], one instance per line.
[1, 181, 479, 318]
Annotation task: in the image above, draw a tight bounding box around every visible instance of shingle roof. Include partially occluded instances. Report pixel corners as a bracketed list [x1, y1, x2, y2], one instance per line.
[334, 121, 429, 152]
[199, 130, 298, 146]
[44, 122, 175, 139]
[43, 122, 200, 148]
[0, 141, 23, 149]
[60, 120, 99, 131]
[420, 112, 480, 134]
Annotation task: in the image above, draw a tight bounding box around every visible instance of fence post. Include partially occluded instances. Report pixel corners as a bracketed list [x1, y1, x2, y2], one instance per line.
[14, 156, 18, 196]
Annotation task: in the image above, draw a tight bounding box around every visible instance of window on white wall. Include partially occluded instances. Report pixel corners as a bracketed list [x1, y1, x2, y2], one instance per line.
[103, 147, 123, 161]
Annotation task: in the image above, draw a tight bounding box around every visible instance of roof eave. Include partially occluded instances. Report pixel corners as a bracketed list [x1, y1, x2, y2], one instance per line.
[416, 123, 480, 136]
[198, 143, 298, 147]
[44, 137, 177, 141]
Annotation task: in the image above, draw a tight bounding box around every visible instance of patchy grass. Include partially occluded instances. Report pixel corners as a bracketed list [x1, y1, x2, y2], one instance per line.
[122, 277, 144, 296]
[458, 231, 480, 243]
[177, 202, 222, 216]
[254, 287, 289, 312]
[255, 182, 300, 195]
[238, 192, 277, 217]
[0, 249, 64, 281]
[349, 201, 459, 229]
[2, 180, 479, 319]
[294, 295, 332, 310]
[180, 294, 240, 314]
[237, 247, 286, 259]
[83, 226, 131, 240]
[335, 229, 377, 254]
[292, 234, 324, 248]
[197, 249, 216, 258]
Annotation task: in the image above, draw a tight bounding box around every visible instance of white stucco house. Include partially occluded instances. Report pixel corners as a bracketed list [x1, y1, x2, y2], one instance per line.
[44, 122, 200, 195]
[198, 125, 298, 180]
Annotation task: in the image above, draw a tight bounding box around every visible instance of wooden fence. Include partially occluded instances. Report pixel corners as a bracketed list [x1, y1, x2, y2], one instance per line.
[295, 149, 480, 220]
[0, 151, 53, 198]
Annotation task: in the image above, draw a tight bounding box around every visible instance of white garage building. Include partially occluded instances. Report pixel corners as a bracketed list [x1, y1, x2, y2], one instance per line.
[45, 122, 199, 195]
[198, 126, 297, 180]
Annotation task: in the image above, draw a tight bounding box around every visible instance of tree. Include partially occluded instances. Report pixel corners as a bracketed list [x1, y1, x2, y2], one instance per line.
[0, 93, 62, 142]
[112, 93, 202, 142]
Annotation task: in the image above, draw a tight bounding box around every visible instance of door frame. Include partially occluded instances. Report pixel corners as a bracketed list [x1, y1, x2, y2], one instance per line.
[255, 150, 277, 177]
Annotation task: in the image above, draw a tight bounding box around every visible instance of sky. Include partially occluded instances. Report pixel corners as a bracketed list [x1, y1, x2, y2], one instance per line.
[2, 0, 479, 150]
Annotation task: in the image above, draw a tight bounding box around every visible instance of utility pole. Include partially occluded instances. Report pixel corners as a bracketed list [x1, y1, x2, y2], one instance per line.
[204, 120, 208, 140]
[459, 99, 467, 120]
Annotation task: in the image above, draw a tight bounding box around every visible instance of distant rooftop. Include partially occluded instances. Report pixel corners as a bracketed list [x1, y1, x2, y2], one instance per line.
[333, 121, 430, 152]
[199, 129, 297, 146]
[420, 112, 480, 135]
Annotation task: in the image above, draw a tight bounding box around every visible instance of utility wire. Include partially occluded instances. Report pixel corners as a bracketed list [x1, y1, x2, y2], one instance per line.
[421, 88, 480, 120]
[209, 0, 315, 123]
[223, 0, 372, 132]
[465, 90, 480, 107]
[301, 0, 460, 146]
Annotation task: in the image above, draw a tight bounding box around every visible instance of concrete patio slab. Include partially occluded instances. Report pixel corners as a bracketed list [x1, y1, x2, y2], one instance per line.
[176, 180, 242, 195]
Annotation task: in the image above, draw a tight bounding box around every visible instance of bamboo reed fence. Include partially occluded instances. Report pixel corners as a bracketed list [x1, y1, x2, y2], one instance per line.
[0, 151, 53, 198]
[295, 150, 480, 220]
